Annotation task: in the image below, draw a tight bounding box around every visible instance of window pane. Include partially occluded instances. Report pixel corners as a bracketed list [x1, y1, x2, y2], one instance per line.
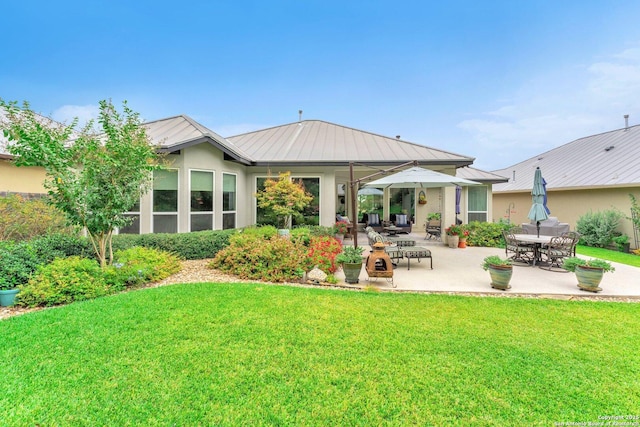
[296, 177, 319, 226]
[191, 214, 213, 231]
[256, 177, 275, 226]
[223, 212, 236, 230]
[119, 215, 140, 234]
[191, 171, 213, 191]
[468, 186, 487, 211]
[154, 190, 178, 212]
[223, 174, 236, 211]
[154, 215, 177, 233]
[153, 170, 178, 212]
[389, 188, 414, 221]
[468, 212, 487, 222]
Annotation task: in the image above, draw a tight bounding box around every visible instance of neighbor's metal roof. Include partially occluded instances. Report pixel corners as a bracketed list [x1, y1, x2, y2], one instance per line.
[456, 166, 509, 184]
[227, 120, 474, 166]
[493, 124, 640, 192]
[144, 115, 253, 164]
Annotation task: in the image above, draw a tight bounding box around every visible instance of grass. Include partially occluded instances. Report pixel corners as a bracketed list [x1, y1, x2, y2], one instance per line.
[2, 283, 640, 426]
[576, 245, 640, 267]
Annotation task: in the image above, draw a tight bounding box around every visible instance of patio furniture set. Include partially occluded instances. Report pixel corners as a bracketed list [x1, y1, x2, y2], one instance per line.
[365, 227, 432, 270]
[503, 226, 580, 271]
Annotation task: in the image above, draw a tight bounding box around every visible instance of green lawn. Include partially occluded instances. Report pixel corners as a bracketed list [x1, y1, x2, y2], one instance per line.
[576, 245, 640, 267]
[2, 283, 639, 426]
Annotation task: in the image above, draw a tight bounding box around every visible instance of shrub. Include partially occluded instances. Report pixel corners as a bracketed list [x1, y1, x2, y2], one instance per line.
[465, 221, 511, 247]
[0, 240, 68, 289]
[111, 246, 182, 284]
[0, 194, 73, 241]
[17, 257, 112, 307]
[576, 209, 623, 247]
[211, 234, 309, 282]
[29, 233, 92, 258]
[308, 236, 343, 273]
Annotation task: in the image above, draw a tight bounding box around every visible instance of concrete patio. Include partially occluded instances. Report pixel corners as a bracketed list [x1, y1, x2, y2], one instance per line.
[336, 231, 640, 299]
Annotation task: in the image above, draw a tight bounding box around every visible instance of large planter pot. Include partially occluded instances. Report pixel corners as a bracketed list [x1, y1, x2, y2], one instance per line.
[0, 288, 20, 307]
[458, 238, 467, 248]
[334, 234, 344, 244]
[488, 265, 513, 290]
[342, 262, 363, 284]
[575, 265, 605, 292]
[447, 235, 459, 248]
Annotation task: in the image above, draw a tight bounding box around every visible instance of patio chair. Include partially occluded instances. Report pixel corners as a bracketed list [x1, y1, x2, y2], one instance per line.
[426, 219, 441, 240]
[366, 213, 384, 233]
[503, 230, 535, 265]
[538, 235, 575, 271]
[561, 231, 581, 256]
[391, 213, 412, 234]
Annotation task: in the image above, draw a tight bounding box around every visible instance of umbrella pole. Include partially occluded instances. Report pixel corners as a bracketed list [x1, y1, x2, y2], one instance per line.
[536, 221, 540, 238]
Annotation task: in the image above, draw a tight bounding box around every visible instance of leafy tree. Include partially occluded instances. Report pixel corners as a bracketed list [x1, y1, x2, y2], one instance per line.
[1, 99, 160, 267]
[255, 171, 313, 229]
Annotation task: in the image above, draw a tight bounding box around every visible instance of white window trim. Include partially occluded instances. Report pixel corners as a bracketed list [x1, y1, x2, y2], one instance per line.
[188, 169, 215, 232]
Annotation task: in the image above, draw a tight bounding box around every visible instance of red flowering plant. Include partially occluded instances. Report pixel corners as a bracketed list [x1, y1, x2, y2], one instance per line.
[445, 224, 463, 236]
[307, 235, 343, 273]
[334, 220, 349, 235]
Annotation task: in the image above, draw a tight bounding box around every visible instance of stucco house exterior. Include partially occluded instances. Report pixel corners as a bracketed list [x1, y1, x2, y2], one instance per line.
[2, 113, 503, 234]
[492, 123, 640, 249]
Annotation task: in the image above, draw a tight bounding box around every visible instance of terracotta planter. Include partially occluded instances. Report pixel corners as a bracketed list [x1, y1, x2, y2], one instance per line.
[488, 264, 513, 290]
[447, 235, 459, 248]
[575, 265, 605, 292]
[458, 238, 467, 248]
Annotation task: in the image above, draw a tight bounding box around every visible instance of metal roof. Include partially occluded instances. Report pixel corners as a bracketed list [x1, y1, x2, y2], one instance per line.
[144, 115, 254, 164]
[227, 120, 475, 166]
[493, 124, 640, 193]
[456, 166, 509, 184]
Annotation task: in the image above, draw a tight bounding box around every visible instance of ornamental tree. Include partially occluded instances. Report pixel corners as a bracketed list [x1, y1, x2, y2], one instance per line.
[256, 172, 313, 229]
[0, 99, 160, 267]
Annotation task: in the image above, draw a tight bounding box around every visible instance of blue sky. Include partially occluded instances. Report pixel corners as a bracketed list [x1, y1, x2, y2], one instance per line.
[3, 1, 640, 170]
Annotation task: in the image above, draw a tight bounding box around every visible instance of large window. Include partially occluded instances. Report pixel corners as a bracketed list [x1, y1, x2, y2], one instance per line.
[190, 170, 214, 231]
[468, 186, 488, 222]
[222, 173, 237, 230]
[153, 169, 178, 233]
[119, 200, 141, 234]
[389, 188, 414, 222]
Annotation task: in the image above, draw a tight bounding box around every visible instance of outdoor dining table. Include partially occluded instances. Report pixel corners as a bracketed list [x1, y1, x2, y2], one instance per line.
[513, 234, 555, 266]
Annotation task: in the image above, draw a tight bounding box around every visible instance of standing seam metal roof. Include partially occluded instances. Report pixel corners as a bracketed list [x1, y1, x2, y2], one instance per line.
[492, 124, 640, 192]
[227, 120, 474, 165]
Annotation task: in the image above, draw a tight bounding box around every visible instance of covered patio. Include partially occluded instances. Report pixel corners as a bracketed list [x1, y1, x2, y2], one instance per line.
[337, 230, 640, 299]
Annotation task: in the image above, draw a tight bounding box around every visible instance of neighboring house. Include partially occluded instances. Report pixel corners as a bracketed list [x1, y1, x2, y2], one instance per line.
[1, 113, 502, 233]
[492, 124, 640, 249]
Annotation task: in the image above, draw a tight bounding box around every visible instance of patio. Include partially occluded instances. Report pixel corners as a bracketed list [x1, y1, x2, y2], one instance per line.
[338, 231, 640, 298]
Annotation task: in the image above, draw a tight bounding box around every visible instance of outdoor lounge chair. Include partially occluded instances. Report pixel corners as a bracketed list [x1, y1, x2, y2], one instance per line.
[561, 231, 581, 256]
[391, 213, 412, 234]
[366, 213, 384, 233]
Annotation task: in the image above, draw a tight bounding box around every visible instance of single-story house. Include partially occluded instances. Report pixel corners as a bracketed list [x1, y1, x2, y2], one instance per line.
[2, 112, 504, 234]
[492, 123, 640, 249]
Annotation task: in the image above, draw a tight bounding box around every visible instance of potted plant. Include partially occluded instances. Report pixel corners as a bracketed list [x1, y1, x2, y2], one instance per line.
[427, 212, 441, 221]
[445, 224, 462, 248]
[334, 220, 349, 242]
[0, 277, 20, 307]
[563, 257, 615, 292]
[482, 255, 513, 290]
[418, 191, 427, 205]
[458, 228, 470, 248]
[336, 245, 365, 284]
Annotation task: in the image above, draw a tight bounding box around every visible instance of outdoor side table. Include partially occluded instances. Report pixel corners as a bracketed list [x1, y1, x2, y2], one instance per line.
[401, 246, 433, 270]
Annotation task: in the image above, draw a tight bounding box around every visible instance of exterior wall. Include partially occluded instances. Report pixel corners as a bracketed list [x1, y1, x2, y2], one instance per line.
[493, 186, 640, 249]
[139, 144, 248, 234]
[0, 160, 47, 196]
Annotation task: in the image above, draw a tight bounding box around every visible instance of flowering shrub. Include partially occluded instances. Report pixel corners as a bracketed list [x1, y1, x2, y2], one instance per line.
[334, 220, 349, 235]
[307, 236, 343, 273]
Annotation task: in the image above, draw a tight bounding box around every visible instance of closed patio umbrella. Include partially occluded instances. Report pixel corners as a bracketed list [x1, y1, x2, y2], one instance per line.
[528, 167, 550, 237]
[455, 185, 462, 224]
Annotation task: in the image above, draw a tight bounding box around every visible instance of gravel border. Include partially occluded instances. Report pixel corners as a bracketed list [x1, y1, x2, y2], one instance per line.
[2, 259, 638, 321]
